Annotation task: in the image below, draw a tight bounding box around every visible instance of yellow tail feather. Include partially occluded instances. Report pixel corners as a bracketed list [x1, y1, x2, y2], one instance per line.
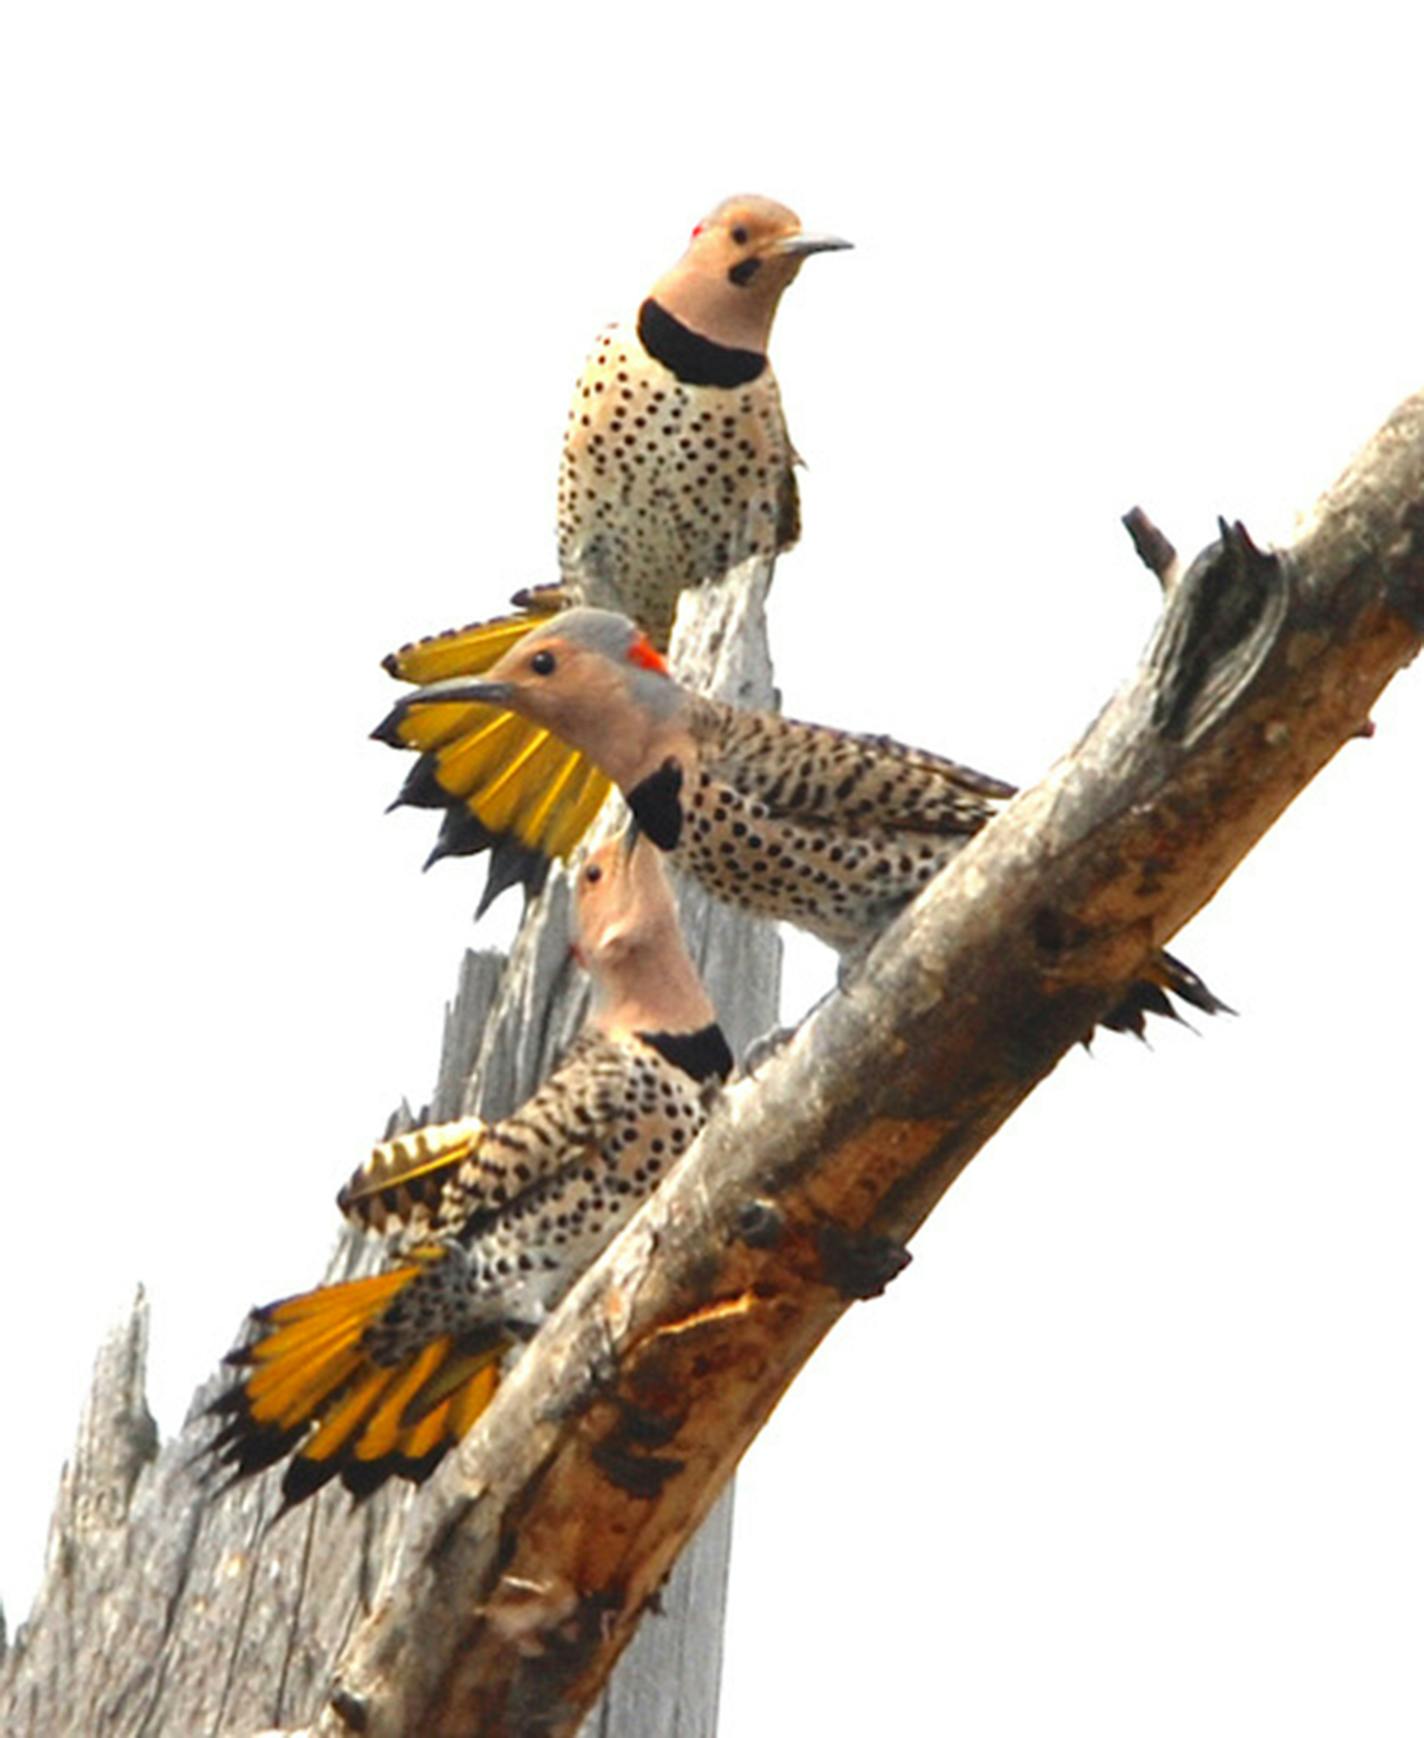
[541, 756, 612, 859]
[245, 1337, 363, 1424]
[395, 701, 509, 766]
[207, 1261, 507, 1504]
[449, 1363, 501, 1437]
[241, 1268, 422, 1418]
[382, 597, 564, 685]
[400, 1394, 458, 1463]
[392, 709, 611, 865]
[300, 1364, 403, 1462]
[349, 1339, 450, 1461]
[376, 604, 614, 905]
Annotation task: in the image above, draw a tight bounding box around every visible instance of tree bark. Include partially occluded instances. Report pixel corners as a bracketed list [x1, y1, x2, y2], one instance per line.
[0, 563, 782, 1738]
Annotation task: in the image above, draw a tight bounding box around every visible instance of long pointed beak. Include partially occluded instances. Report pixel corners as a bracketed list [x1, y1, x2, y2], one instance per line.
[773, 231, 853, 259]
[406, 675, 517, 708]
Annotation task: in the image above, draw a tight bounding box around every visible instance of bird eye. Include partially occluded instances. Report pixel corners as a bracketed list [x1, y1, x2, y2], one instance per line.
[585, 863, 603, 884]
[731, 225, 749, 246]
[530, 649, 556, 676]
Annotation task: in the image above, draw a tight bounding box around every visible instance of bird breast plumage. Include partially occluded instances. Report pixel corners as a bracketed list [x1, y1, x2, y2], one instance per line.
[557, 320, 799, 646]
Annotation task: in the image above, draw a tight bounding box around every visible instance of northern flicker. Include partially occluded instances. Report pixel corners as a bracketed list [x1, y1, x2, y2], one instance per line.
[377, 195, 849, 911]
[205, 836, 732, 1506]
[384, 608, 1229, 1036]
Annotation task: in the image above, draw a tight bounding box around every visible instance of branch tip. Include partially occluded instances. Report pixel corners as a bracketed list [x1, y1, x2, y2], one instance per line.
[1122, 506, 1179, 592]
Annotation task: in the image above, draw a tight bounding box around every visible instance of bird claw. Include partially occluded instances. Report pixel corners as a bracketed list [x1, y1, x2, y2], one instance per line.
[741, 1024, 796, 1075]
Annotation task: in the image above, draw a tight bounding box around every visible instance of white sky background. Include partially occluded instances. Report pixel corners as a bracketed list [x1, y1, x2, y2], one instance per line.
[2, 3, 1421, 1731]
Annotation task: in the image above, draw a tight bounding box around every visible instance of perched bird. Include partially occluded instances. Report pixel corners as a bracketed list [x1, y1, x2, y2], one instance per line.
[383, 608, 1229, 1036]
[555, 193, 851, 643]
[205, 836, 732, 1507]
[378, 195, 850, 911]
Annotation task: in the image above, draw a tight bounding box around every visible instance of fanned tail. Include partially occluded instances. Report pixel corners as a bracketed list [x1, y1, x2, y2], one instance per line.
[374, 596, 611, 913]
[205, 1262, 504, 1507]
[1102, 947, 1234, 1039]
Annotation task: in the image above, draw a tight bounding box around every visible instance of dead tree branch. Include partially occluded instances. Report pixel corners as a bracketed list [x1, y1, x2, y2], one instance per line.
[304, 390, 1424, 1737]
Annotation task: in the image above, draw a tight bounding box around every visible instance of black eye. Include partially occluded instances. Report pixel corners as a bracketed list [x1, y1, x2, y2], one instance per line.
[530, 649, 556, 676]
[585, 863, 603, 884]
[731, 225, 749, 245]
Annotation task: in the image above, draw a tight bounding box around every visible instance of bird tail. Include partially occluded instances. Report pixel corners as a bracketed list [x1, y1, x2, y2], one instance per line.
[205, 1261, 503, 1506]
[373, 595, 611, 914]
[1102, 948, 1234, 1038]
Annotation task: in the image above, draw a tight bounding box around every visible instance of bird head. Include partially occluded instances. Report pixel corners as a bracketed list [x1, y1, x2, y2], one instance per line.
[573, 833, 716, 1037]
[402, 608, 685, 792]
[650, 195, 851, 354]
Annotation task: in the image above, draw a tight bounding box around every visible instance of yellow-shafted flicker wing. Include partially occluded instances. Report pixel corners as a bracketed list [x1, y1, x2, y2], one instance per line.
[337, 1117, 490, 1237]
[697, 704, 1019, 840]
[205, 1256, 505, 1506]
[341, 1033, 629, 1243]
[374, 597, 611, 913]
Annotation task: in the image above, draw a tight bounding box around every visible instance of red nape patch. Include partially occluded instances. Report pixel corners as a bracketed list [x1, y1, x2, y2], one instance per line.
[690, 223, 705, 240]
[627, 635, 668, 674]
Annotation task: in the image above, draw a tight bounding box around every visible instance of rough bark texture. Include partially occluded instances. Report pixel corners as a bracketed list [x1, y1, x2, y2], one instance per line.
[287, 392, 1419, 1737]
[0, 561, 782, 1738]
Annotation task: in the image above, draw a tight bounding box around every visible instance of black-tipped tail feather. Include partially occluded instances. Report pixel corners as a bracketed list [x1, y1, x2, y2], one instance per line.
[1102, 948, 1233, 1038]
[375, 601, 610, 915]
[202, 1268, 504, 1508]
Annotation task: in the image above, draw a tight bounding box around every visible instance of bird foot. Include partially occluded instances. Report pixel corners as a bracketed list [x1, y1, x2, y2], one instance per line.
[741, 1023, 797, 1075]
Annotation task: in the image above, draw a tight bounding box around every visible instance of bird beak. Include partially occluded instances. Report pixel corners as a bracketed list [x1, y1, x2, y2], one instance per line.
[772, 231, 853, 259]
[406, 676, 517, 708]
[620, 813, 642, 860]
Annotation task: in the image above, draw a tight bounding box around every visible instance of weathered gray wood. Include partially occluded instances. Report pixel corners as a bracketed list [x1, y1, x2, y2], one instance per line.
[0, 557, 782, 1738]
[286, 394, 1423, 1736]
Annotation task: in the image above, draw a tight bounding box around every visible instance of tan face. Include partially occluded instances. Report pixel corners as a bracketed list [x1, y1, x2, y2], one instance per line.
[571, 830, 716, 1035]
[573, 836, 671, 971]
[474, 622, 673, 787]
[682, 196, 811, 301]
[651, 194, 850, 353]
